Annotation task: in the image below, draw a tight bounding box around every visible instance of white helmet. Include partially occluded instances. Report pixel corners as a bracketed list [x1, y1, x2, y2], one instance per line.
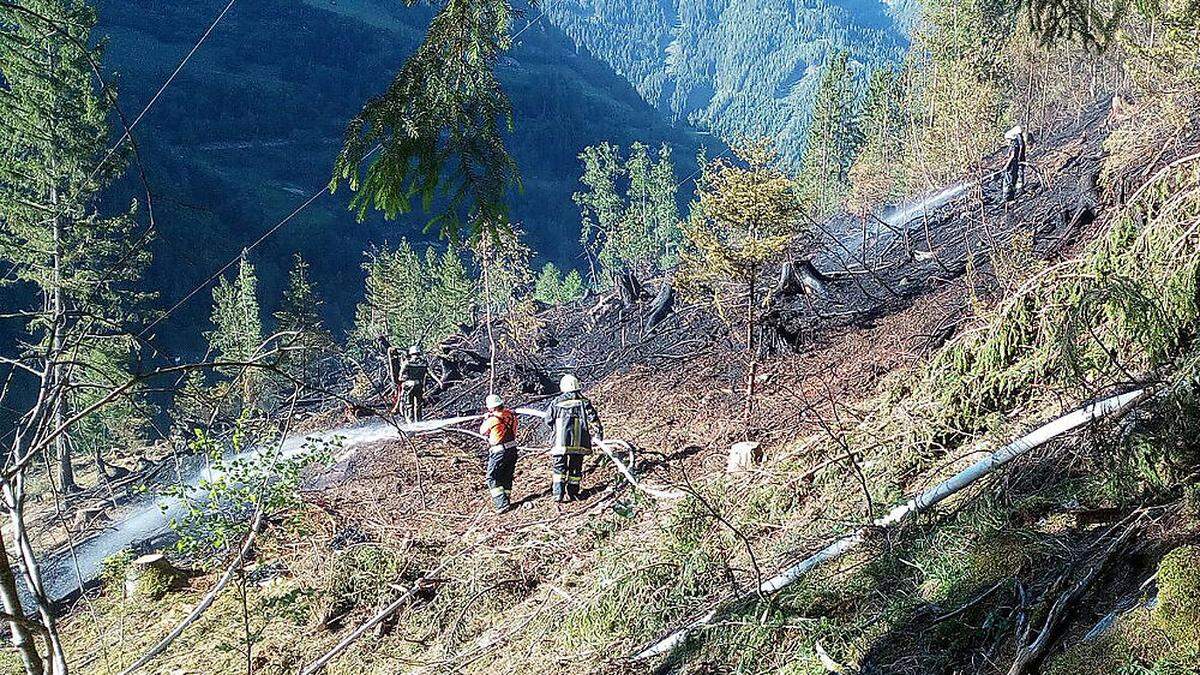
[407, 345, 421, 356]
[1004, 125, 1023, 140]
[560, 374, 580, 393]
[485, 393, 504, 410]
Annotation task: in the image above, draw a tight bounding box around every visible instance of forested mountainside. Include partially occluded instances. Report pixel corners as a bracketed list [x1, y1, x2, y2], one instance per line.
[95, 0, 714, 352]
[545, 0, 913, 165]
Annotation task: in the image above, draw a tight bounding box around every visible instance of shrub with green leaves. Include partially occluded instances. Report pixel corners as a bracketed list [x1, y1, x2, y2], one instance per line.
[160, 418, 333, 563]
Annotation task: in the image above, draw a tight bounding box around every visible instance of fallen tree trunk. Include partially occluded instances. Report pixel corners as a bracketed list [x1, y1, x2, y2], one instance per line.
[631, 387, 1151, 662]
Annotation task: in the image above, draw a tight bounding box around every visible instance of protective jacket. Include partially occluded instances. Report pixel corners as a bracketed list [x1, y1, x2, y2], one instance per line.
[481, 407, 518, 510]
[544, 392, 603, 456]
[386, 347, 404, 387]
[400, 357, 428, 390]
[480, 408, 518, 449]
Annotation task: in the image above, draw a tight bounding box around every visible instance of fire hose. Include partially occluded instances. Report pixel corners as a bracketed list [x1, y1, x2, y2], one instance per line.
[403, 408, 685, 500]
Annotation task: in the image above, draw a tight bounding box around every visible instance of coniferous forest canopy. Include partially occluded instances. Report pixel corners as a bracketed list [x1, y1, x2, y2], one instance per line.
[2, 0, 1200, 671]
[90, 0, 718, 353]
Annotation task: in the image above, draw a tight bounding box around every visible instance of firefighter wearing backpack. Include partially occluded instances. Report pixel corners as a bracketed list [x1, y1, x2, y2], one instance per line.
[544, 374, 604, 502]
[480, 394, 518, 512]
[396, 345, 429, 423]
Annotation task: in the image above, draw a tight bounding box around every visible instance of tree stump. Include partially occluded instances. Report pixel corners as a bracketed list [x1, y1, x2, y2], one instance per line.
[727, 441, 762, 474]
[124, 553, 183, 600]
[644, 283, 675, 331]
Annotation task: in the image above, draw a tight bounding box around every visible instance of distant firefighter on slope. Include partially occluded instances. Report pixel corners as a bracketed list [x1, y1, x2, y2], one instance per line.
[395, 344, 429, 422]
[1004, 124, 1028, 202]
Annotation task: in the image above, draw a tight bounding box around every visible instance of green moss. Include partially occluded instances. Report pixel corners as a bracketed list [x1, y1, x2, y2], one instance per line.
[1154, 545, 1200, 653]
[99, 549, 135, 590]
[0, 650, 26, 674]
[1044, 605, 1188, 675]
[133, 565, 174, 601]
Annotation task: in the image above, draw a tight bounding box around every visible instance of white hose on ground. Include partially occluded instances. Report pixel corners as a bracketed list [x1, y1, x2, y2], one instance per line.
[631, 387, 1151, 661]
[400, 414, 483, 434]
[596, 439, 686, 501]
[512, 407, 685, 500]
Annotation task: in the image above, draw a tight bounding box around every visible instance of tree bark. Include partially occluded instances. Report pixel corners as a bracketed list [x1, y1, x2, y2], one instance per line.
[744, 268, 757, 438]
[4, 476, 67, 673]
[481, 240, 496, 395]
[50, 187, 79, 495]
[0, 525, 44, 675]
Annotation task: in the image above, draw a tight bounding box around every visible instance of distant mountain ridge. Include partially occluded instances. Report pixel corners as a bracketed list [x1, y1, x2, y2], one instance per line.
[94, 0, 909, 355]
[545, 0, 913, 164]
[96, 0, 713, 354]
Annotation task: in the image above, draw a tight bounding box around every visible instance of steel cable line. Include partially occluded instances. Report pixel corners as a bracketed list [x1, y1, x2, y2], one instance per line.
[93, 0, 238, 178]
[511, 2, 550, 41]
[137, 144, 382, 339]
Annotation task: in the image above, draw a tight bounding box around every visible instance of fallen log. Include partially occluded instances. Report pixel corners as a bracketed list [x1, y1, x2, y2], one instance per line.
[631, 387, 1151, 662]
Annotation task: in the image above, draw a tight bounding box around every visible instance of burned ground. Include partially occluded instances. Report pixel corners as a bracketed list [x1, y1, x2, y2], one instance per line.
[288, 100, 1160, 667]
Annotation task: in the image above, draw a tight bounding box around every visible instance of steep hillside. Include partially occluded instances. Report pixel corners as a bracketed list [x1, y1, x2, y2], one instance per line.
[545, 0, 912, 165]
[96, 0, 715, 353]
[46, 94, 1200, 674]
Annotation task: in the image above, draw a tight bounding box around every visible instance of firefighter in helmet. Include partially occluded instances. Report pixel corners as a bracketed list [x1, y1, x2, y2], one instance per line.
[395, 345, 429, 423]
[480, 393, 518, 512]
[543, 374, 604, 502]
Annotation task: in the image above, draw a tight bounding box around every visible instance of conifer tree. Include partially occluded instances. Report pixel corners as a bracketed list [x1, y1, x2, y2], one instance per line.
[331, 0, 520, 239]
[69, 336, 152, 480]
[575, 141, 682, 282]
[209, 251, 264, 408]
[434, 246, 476, 334]
[173, 369, 218, 437]
[356, 240, 429, 350]
[1, 0, 149, 667]
[1, 0, 149, 501]
[800, 50, 863, 217]
[575, 142, 627, 284]
[847, 67, 905, 214]
[560, 269, 586, 302]
[535, 262, 565, 304]
[679, 142, 809, 433]
[355, 241, 477, 352]
[472, 226, 534, 385]
[274, 253, 331, 383]
[901, 0, 1011, 186]
[649, 144, 682, 269]
[474, 226, 533, 314]
[622, 142, 657, 271]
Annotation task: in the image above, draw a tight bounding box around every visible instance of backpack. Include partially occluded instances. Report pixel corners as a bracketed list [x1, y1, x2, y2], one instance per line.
[553, 397, 592, 453]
